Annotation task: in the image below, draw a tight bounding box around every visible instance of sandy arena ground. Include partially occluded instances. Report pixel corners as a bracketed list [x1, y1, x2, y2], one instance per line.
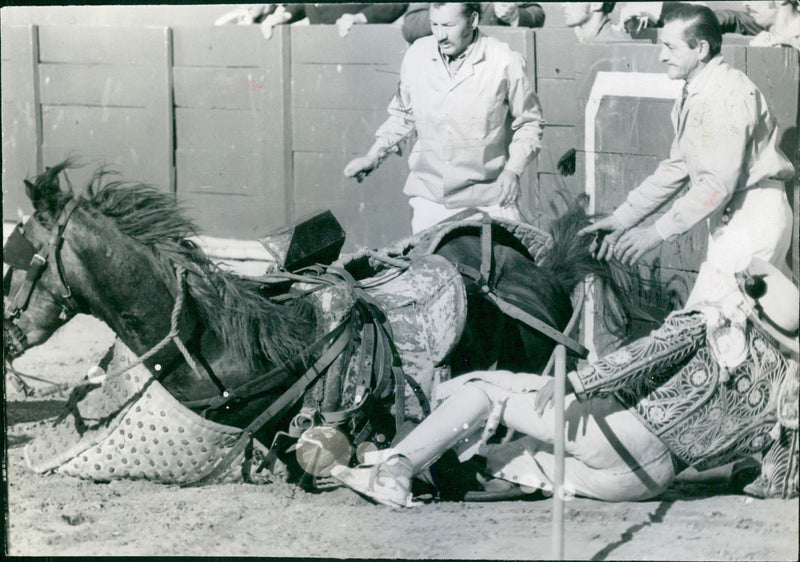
[4, 314, 799, 559]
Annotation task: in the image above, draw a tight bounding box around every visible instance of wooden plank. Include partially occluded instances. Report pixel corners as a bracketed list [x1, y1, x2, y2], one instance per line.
[587, 97, 674, 157]
[746, 47, 799, 142]
[482, 26, 535, 67]
[592, 152, 664, 211]
[534, 29, 577, 79]
[292, 63, 399, 110]
[37, 25, 165, 64]
[152, 26, 174, 193]
[1, 27, 33, 104]
[574, 43, 665, 102]
[177, 191, 282, 239]
[176, 108, 264, 150]
[41, 106, 155, 149]
[2, 102, 37, 217]
[2, 25, 40, 221]
[538, 125, 577, 175]
[173, 67, 268, 110]
[292, 107, 388, 153]
[291, 24, 407, 65]
[537, 78, 576, 127]
[176, 149, 270, 196]
[172, 25, 263, 67]
[721, 44, 747, 72]
[260, 24, 292, 223]
[38, 63, 158, 107]
[292, 151, 410, 251]
[40, 144, 168, 191]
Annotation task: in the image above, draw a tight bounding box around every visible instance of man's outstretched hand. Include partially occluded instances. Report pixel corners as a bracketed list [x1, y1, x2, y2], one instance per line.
[577, 215, 626, 261]
[344, 153, 381, 183]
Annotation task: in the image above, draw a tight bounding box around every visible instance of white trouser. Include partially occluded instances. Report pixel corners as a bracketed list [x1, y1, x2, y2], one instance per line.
[408, 196, 523, 234]
[397, 371, 675, 501]
[686, 181, 794, 308]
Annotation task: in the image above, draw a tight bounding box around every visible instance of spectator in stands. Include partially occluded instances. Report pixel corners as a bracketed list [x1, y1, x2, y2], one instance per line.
[745, 0, 800, 49]
[563, 2, 629, 43]
[402, 2, 545, 44]
[714, 4, 766, 37]
[343, 2, 544, 233]
[556, 2, 630, 177]
[214, 4, 276, 26]
[580, 3, 795, 307]
[260, 3, 408, 39]
[619, 1, 663, 35]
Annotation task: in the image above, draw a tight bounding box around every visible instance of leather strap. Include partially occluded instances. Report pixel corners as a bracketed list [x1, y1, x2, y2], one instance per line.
[184, 319, 350, 411]
[236, 319, 353, 437]
[485, 292, 588, 358]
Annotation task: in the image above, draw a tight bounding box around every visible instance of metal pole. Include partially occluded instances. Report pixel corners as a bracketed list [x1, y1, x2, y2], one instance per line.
[552, 344, 567, 560]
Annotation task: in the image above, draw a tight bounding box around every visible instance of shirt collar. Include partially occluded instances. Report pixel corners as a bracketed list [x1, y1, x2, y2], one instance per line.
[685, 55, 724, 96]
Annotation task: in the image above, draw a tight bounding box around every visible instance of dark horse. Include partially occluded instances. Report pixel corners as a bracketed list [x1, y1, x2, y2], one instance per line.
[4, 161, 639, 477]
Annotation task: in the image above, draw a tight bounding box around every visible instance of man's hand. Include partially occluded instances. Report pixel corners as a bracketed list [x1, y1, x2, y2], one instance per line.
[577, 215, 626, 261]
[534, 377, 574, 416]
[260, 6, 291, 39]
[344, 152, 381, 183]
[615, 224, 664, 266]
[494, 2, 520, 26]
[534, 379, 555, 416]
[497, 169, 520, 206]
[336, 12, 367, 37]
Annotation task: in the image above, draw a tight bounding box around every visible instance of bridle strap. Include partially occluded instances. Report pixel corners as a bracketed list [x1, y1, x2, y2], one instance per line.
[4, 198, 81, 321]
[49, 198, 81, 310]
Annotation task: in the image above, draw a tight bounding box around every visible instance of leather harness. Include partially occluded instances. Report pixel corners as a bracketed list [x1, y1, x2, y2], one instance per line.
[450, 213, 589, 359]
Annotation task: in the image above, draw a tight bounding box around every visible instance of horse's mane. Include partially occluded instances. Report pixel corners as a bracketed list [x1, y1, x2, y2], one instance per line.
[542, 193, 668, 339]
[28, 160, 316, 371]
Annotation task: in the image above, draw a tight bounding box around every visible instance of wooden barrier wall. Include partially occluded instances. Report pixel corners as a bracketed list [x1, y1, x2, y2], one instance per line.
[3, 23, 797, 276]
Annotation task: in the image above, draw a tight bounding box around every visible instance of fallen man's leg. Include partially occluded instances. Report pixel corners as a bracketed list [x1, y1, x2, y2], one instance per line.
[332, 371, 676, 506]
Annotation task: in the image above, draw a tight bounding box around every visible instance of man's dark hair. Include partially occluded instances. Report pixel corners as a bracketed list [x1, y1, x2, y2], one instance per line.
[431, 2, 483, 21]
[600, 3, 616, 15]
[663, 2, 722, 58]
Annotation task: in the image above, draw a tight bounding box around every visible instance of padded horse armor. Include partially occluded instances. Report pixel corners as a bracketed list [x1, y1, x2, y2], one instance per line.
[25, 340, 265, 485]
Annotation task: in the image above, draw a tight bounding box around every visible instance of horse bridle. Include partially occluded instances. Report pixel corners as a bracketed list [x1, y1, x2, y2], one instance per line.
[3, 198, 82, 324]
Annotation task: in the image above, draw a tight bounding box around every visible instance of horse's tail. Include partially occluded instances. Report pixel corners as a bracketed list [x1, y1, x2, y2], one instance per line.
[539, 194, 655, 340]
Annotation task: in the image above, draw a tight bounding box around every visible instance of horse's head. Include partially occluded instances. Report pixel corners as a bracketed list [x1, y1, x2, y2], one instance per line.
[3, 162, 84, 360]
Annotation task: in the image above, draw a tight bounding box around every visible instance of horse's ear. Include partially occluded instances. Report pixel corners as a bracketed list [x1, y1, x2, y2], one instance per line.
[26, 164, 68, 221]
